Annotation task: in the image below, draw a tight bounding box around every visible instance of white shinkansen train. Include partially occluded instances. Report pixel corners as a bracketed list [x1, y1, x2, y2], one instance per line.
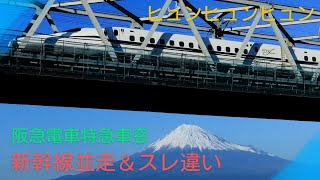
[10, 26, 320, 74]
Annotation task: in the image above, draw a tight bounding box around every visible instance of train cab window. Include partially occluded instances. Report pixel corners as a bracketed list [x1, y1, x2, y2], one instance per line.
[255, 47, 259, 52]
[170, 40, 175, 46]
[207, 45, 213, 51]
[150, 38, 155, 44]
[313, 57, 317, 62]
[304, 56, 309, 61]
[114, 30, 119, 36]
[140, 37, 145, 42]
[130, 35, 135, 42]
[160, 39, 165, 45]
[226, 47, 231, 52]
[235, 48, 239, 53]
[189, 43, 194, 48]
[244, 49, 248, 54]
[179, 41, 184, 47]
[217, 46, 221, 51]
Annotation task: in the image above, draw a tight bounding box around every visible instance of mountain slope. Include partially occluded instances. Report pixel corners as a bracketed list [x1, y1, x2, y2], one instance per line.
[54, 124, 289, 180]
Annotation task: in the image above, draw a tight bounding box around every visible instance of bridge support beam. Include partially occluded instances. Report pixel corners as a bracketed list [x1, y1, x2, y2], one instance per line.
[80, 0, 118, 61]
[106, 1, 143, 29]
[133, 0, 173, 62]
[235, 9, 261, 60]
[178, 0, 216, 69]
[268, 13, 303, 79]
[45, 13, 59, 33]
[133, 0, 216, 69]
[20, 0, 55, 48]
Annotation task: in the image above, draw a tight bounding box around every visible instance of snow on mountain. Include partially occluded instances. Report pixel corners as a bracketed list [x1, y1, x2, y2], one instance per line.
[148, 124, 269, 155]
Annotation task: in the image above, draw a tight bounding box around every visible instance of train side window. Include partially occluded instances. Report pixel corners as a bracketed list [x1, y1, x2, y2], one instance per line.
[244, 49, 248, 54]
[170, 40, 175, 46]
[140, 37, 145, 42]
[113, 30, 119, 36]
[226, 47, 231, 52]
[179, 41, 184, 47]
[313, 57, 317, 62]
[304, 56, 309, 61]
[255, 47, 259, 52]
[160, 39, 165, 45]
[207, 45, 213, 51]
[150, 38, 155, 44]
[130, 35, 135, 42]
[189, 43, 194, 48]
[235, 48, 239, 53]
[217, 46, 221, 51]
[114, 30, 119, 36]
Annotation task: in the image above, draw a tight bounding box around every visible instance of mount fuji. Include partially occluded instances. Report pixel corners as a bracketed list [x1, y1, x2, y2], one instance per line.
[55, 124, 289, 180]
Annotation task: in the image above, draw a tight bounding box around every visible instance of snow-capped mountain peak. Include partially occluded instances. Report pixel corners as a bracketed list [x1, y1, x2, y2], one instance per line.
[148, 124, 268, 155]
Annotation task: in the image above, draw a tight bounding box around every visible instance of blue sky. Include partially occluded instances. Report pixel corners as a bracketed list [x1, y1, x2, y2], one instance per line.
[1, 103, 320, 180]
[2, 0, 320, 179]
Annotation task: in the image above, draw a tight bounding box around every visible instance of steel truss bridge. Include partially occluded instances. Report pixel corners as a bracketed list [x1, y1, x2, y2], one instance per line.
[1, 0, 320, 121]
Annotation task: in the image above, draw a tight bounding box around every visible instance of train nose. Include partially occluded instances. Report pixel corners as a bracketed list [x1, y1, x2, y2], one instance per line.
[8, 38, 19, 47]
[11, 40, 19, 50]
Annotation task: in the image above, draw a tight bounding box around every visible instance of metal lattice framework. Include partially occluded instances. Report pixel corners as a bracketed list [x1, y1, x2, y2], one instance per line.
[2, 0, 320, 80]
